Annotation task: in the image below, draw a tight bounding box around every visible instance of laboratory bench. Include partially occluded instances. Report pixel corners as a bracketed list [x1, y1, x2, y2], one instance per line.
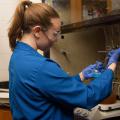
[0, 92, 12, 120]
[0, 104, 12, 120]
[0, 81, 12, 120]
[0, 92, 11, 120]
[0, 81, 120, 120]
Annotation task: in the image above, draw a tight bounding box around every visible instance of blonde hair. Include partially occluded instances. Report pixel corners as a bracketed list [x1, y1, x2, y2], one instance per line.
[8, 0, 59, 51]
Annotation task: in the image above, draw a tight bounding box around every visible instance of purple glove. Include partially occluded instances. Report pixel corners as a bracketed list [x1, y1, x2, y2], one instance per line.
[95, 61, 105, 72]
[107, 48, 120, 66]
[82, 61, 104, 79]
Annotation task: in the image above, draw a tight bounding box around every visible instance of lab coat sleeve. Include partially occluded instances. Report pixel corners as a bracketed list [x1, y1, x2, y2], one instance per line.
[36, 59, 114, 109]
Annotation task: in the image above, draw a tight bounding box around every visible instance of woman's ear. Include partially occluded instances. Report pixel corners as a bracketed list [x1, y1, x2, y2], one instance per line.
[32, 26, 41, 38]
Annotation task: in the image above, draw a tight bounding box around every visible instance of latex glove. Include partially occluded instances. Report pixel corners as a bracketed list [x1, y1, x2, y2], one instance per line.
[82, 61, 104, 79]
[107, 48, 120, 67]
[95, 61, 105, 72]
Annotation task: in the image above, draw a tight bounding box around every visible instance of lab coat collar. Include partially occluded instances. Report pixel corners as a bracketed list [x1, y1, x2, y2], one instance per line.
[15, 41, 43, 57]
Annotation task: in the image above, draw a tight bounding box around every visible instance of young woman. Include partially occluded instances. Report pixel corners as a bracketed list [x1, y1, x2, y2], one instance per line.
[8, 1, 119, 120]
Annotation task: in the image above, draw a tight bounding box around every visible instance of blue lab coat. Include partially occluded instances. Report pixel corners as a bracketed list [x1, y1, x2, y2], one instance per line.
[9, 42, 113, 120]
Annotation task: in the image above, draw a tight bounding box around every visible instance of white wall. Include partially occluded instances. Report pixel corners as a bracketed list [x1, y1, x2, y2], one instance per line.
[31, 0, 42, 3]
[0, 0, 19, 82]
[0, 0, 44, 82]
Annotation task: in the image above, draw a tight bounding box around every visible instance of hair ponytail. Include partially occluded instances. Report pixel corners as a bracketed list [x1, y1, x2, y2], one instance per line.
[8, 1, 32, 51]
[8, 0, 59, 51]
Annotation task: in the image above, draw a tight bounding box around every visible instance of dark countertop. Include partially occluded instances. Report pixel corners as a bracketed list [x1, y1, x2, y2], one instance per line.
[0, 103, 10, 108]
[0, 81, 9, 89]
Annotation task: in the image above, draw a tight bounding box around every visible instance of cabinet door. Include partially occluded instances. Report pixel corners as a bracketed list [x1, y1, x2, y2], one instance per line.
[0, 108, 3, 120]
[0, 108, 12, 120]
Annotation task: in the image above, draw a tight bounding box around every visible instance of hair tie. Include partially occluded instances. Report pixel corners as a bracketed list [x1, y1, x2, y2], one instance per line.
[25, 5, 29, 9]
[24, 1, 32, 10]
